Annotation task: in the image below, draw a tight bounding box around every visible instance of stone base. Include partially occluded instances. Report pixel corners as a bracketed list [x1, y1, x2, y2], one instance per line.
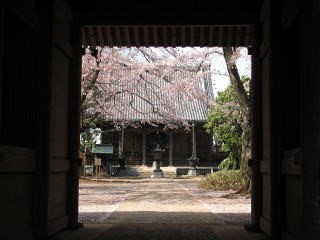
[117, 167, 139, 177]
[188, 168, 198, 176]
[152, 161, 162, 169]
[151, 170, 164, 178]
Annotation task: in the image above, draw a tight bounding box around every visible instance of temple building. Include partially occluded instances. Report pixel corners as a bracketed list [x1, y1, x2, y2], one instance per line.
[95, 66, 224, 168]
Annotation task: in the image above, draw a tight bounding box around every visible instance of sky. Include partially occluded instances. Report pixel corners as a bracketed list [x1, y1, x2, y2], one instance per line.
[210, 48, 251, 97]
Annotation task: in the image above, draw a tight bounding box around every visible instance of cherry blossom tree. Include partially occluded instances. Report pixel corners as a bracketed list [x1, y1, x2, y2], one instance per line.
[81, 46, 216, 133]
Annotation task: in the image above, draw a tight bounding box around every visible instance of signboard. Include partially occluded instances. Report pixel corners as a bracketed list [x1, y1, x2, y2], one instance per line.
[94, 156, 101, 166]
[92, 144, 113, 154]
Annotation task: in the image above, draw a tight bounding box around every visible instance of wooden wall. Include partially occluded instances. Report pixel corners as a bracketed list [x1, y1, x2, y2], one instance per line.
[299, 1, 320, 238]
[0, 0, 79, 239]
[258, 0, 320, 239]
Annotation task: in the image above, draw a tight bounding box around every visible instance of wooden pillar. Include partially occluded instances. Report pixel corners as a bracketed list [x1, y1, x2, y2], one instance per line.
[269, 3, 286, 238]
[118, 123, 124, 157]
[300, 3, 320, 238]
[0, 1, 4, 129]
[118, 131, 121, 156]
[67, 22, 82, 229]
[258, 1, 274, 236]
[118, 124, 126, 169]
[33, 3, 53, 238]
[169, 133, 173, 166]
[142, 130, 146, 165]
[192, 123, 197, 157]
[245, 29, 262, 232]
[121, 124, 124, 155]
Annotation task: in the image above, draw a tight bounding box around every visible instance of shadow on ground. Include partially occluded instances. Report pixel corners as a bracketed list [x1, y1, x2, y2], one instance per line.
[50, 223, 269, 240]
[80, 211, 251, 225]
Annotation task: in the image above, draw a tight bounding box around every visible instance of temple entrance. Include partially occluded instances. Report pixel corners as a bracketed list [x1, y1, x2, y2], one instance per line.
[0, 2, 258, 238]
[5, 1, 319, 240]
[76, 19, 257, 238]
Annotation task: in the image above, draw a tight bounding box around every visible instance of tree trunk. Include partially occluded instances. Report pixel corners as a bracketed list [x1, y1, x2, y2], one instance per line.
[223, 47, 251, 193]
[241, 114, 252, 193]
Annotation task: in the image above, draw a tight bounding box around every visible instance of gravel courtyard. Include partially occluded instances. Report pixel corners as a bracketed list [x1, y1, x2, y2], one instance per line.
[78, 178, 251, 225]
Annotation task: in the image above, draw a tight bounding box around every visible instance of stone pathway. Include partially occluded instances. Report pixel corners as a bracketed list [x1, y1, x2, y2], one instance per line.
[79, 178, 251, 225]
[104, 181, 224, 225]
[79, 182, 135, 223]
[51, 178, 268, 240]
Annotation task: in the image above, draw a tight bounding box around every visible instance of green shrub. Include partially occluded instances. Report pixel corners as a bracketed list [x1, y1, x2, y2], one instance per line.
[199, 170, 242, 191]
[218, 155, 238, 170]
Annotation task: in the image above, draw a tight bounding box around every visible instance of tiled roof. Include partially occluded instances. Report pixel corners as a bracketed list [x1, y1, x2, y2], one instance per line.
[101, 67, 213, 122]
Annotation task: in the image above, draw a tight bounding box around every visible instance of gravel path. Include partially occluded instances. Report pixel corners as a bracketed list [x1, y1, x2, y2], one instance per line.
[78, 178, 251, 225]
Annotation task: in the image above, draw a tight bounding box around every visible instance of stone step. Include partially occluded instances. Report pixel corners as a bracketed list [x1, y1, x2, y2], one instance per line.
[138, 172, 177, 178]
[116, 165, 177, 178]
[117, 169, 139, 177]
[140, 168, 177, 178]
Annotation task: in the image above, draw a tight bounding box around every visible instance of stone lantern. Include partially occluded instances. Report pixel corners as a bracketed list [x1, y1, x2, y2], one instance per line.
[187, 122, 199, 176]
[151, 144, 165, 178]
